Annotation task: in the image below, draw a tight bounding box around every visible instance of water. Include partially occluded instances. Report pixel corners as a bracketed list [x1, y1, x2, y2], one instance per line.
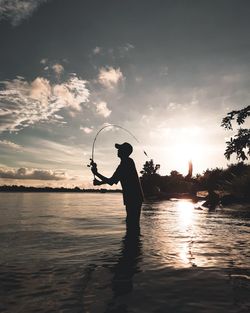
[1, 193, 250, 313]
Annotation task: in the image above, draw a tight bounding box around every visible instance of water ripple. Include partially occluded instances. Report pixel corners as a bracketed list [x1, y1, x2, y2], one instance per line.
[0, 193, 250, 312]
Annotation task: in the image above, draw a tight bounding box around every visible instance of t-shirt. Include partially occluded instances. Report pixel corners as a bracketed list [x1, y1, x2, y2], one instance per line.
[110, 157, 144, 205]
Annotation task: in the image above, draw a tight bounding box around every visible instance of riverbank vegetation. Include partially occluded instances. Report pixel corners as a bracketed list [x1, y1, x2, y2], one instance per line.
[141, 105, 250, 204]
[0, 185, 122, 193]
[140, 160, 250, 204]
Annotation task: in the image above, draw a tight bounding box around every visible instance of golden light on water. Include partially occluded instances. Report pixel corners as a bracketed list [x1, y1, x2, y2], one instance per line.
[176, 200, 195, 229]
[144, 198, 242, 269]
[177, 200, 196, 265]
[148, 199, 198, 268]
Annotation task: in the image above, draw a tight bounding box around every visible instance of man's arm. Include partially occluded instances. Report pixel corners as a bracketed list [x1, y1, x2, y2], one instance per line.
[93, 178, 107, 186]
[94, 172, 115, 185]
[91, 162, 119, 186]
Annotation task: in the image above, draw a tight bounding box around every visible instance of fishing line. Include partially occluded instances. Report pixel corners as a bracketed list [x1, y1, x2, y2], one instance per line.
[87, 124, 149, 173]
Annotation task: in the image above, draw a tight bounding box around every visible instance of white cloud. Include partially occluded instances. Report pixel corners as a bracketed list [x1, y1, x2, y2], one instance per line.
[98, 66, 123, 89]
[93, 46, 101, 55]
[123, 43, 134, 51]
[0, 0, 48, 26]
[96, 101, 111, 118]
[102, 122, 112, 127]
[40, 61, 64, 77]
[52, 63, 64, 76]
[118, 43, 134, 56]
[30, 77, 52, 105]
[167, 102, 188, 111]
[40, 58, 47, 65]
[0, 167, 66, 180]
[80, 126, 93, 134]
[6, 138, 91, 178]
[0, 75, 89, 132]
[0, 139, 22, 150]
[53, 76, 89, 111]
[135, 76, 143, 83]
[93, 44, 134, 58]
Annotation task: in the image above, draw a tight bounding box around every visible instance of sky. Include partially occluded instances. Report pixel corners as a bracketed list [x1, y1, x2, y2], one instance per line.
[0, 0, 250, 188]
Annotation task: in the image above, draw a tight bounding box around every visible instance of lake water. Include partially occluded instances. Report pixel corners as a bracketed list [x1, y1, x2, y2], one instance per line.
[1, 193, 250, 313]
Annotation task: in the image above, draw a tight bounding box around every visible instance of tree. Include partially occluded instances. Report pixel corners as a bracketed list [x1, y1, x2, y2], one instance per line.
[140, 159, 160, 177]
[199, 168, 224, 191]
[221, 105, 250, 161]
[140, 159, 161, 196]
[170, 170, 183, 178]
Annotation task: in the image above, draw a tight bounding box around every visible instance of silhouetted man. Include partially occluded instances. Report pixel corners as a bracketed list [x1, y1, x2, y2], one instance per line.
[90, 142, 144, 226]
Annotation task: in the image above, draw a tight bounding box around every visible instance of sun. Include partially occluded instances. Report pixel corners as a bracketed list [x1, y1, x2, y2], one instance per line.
[167, 126, 207, 175]
[151, 126, 209, 176]
[173, 142, 202, 175]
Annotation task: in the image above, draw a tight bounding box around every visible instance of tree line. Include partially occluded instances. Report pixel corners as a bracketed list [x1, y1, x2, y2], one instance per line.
[140, 105, 250, 203]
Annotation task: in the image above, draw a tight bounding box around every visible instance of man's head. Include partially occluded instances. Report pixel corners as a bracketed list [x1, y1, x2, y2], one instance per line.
[115, 142, 133, 159]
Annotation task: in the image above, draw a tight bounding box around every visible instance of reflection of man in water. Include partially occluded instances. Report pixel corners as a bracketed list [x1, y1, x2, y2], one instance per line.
[90, 142, 144, 226]
[108, 226, 141, 311]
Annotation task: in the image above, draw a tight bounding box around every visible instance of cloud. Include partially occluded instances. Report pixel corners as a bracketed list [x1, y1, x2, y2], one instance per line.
[96, 101, 111, 118]
[135, 76, 143, 83]
[53, 76, 89, 111]
[92, 44, 134, 58]
[98, 66, 123, 89]
[40, 58, 47, 65]
[122, 43, 134, 51]
[0, 74, 89, 132]
[93, 46, 102, 55]
[52, 63, 64, 76]
[118, 43, 134, 56]
[29, 76, 52, 104]
[80, 126, 93, 134]
[40, 60, 65, 77]
[0, 139, 22, 150]
[0, 0, 48, 26]
[0, 167, 66, 180]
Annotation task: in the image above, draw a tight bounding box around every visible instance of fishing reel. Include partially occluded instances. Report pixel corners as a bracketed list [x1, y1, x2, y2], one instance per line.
[87, 159, 100, 185]
[87, 158, 97, 171]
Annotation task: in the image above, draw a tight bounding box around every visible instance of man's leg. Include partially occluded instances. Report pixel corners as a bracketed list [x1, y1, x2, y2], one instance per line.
[126, 203, 142, 226]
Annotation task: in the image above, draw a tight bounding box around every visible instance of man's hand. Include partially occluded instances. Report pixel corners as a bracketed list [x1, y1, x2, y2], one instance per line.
[90, 159, 98, 175]
[93, 178, 102, 186]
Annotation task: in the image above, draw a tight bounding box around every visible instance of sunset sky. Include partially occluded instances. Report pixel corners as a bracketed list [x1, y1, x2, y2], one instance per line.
[0, 0, 250, 188]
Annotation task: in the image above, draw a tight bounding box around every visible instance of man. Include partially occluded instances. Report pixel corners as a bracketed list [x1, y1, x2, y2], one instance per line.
[90, 142, 144, 226]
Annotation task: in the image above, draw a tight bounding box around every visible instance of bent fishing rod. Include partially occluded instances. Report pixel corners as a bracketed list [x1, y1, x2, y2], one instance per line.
[87, 124, 149, 178]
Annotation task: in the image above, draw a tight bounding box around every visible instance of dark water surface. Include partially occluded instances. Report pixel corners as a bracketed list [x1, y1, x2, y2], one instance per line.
[1, 193, 250, 313]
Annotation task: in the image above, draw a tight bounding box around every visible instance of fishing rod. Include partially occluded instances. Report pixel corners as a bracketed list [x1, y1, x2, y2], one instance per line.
[87, 124, 149, 177]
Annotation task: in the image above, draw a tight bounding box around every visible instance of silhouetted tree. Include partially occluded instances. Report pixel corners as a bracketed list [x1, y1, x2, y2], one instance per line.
[196, 168, 225, 193]
[221, 105, 250, 161]
[140, 159, 161, 196]
[170, 170, 183, 178]
[140, 159, 160, 176]
[226, 162, 249, 177]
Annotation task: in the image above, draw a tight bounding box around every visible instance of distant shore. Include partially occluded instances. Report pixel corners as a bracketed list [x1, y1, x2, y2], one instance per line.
[0, 185, 122, 193]
[1, 185, 249, 206]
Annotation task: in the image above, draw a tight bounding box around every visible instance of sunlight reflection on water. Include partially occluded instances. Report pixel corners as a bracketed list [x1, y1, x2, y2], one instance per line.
[176, 199, 195, 228]
[142, 198, 250, 270]
[1, 193, 250, 313]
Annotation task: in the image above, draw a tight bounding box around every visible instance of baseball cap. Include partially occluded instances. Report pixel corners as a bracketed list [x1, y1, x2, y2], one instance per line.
[115, 142, 133, 156]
